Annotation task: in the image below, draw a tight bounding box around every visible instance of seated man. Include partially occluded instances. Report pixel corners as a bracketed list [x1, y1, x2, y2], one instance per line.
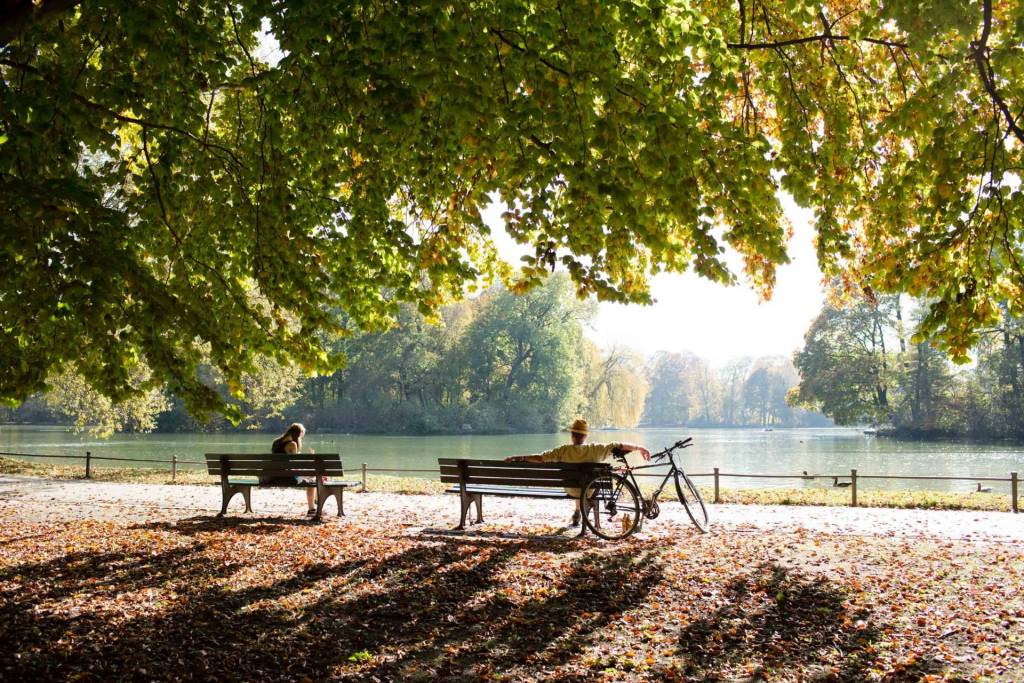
[505, 418, 650, 526]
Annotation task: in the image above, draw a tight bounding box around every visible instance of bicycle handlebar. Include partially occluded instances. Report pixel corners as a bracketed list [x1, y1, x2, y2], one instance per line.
[611, 437, 693, 464]
[634, 440, 692, 462]
[649, 437, 693, 461]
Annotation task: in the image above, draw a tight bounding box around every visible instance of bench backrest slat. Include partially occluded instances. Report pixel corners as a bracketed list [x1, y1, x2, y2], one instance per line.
[206, 453, 342, 462]
[206, 471, 346, 476]
[205, 453, 343, 478]
[438, 458, 608, 488]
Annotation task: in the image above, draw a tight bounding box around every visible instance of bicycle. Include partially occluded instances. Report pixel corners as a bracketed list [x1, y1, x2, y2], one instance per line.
[580, 437, 709, 540]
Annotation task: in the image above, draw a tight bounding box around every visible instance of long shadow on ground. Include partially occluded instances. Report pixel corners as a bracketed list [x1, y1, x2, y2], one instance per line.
[138, 515, 324, 536]
[0, 530, 951, 681]
[667, 561, 946, 682]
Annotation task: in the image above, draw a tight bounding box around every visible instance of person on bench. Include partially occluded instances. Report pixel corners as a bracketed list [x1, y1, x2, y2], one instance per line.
[265, 422, 318, 515]
[505, 418, 650, 526]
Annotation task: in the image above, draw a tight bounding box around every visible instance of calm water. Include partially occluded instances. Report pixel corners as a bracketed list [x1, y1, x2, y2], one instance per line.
[3, 425, 1024, 494]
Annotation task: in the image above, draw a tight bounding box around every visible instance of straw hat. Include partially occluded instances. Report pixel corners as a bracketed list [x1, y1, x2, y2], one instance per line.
[565, 418, 589, 435]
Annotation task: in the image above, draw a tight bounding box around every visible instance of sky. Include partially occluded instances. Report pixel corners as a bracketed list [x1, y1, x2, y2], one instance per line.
[482, 198, 825, 366]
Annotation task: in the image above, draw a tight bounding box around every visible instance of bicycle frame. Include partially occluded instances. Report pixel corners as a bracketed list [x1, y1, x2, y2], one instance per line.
[615, 448, 685, 519]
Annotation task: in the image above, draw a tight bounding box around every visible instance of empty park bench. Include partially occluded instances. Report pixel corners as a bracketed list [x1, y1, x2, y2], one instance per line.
[438, 458, 612, 536]
[205, 453, 360, 521]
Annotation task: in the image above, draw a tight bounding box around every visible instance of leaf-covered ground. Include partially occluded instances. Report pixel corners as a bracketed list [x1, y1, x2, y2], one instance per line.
[1, 508, 1022, 681]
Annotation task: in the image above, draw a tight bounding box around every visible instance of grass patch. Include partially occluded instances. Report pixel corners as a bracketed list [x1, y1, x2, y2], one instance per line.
[0, 456, 209, 485]
[716, 485, 1016, 512]
[626, 477, 1017, 513]
[0, 457, 446, 493]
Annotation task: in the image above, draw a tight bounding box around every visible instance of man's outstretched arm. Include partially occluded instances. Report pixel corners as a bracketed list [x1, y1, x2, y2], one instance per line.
[505, 454, 544, 463]
[612, 443, 652, 460]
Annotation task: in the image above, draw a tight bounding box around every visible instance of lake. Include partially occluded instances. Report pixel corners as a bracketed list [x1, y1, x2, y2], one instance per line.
[3, 425, 1024, 494]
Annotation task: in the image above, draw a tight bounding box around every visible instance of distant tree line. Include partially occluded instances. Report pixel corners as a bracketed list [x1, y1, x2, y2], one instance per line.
[3, 276, 829, 435]
[791, 285, 1024, 440]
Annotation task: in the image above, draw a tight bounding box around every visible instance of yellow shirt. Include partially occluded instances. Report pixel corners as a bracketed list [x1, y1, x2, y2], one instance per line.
[537, 443, 617, 498]
[538, 443, 617, 464]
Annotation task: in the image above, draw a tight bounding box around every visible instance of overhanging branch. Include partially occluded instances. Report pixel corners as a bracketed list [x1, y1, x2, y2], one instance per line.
[970, 0, 1024, 146]
[0, 57, 247, 168]
[0, 0, 82, 47]
[727, 34, 907, 50]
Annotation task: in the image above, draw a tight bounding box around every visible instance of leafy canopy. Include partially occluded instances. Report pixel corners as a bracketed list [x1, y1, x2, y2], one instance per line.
[2, 0, 1022, 417]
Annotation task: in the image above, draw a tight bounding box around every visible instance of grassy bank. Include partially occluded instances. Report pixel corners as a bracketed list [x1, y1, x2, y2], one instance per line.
[3, 456, 1018, 512]
[0, 457, 444, 493]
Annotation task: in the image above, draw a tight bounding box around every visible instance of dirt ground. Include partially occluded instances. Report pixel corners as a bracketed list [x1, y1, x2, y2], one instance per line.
[1, 474, 1021, 542]
[1, 475, 1022, 681]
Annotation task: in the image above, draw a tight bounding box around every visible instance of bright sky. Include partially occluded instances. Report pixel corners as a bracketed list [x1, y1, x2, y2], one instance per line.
[482, 197, 824, 365]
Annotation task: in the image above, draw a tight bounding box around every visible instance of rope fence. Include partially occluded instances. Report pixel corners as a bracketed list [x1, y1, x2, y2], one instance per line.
[1, 451, 1019, 513]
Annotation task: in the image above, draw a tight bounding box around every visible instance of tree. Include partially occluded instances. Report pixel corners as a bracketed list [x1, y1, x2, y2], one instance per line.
[457, 276, 591, 432]
[642, 351, 703, 426]
[792, 291, 1024, 437]
[969, 306, 1024, 438]
[44, 365, 169, 436]
[580, 344, 649, 428]
[791, 294, 900, 425]
[4, 1, 1024, 418]
[891, 337, 952, 433]
[719, 357, 754, 426]
[740, 359, 800, 427]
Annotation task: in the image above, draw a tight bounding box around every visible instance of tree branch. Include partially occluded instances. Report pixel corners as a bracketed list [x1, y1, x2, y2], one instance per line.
[488, 26, 572, 78]
[0, 57, 247, 169]
[728, 34, 907, 50]
[970, 0, 1024, 147]
[0, 0, 82, 47]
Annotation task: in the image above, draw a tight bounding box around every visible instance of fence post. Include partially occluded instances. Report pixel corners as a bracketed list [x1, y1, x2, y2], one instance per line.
[1012, 472, 1019, 514]
[171, 454, 177, 482]
[850, 468, 857, 507]
[361, 462, 367, 492]
[713, 467, 720, 504]
[85, 451, 91, 479]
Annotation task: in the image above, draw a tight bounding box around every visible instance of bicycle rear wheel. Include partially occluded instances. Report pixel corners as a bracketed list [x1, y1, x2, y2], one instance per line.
[581, 473, 641, 540]
[673, 469, 709, 532]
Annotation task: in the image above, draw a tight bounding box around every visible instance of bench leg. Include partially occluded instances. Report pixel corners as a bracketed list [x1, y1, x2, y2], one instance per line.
[472, 493, 483, 524]
[457, 492, 470, 530]
[314, 486, 345, 521]
[327, 486, 344, 517]
[218, 484, 251, 517]
[218, 486, 230, 517]
[577, 496, 601, 537]
[457, 492, 484, 530]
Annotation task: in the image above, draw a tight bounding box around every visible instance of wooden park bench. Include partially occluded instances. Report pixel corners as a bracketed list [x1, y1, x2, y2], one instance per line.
[438, 458, 612, 536]
[205, 453, 360, 521]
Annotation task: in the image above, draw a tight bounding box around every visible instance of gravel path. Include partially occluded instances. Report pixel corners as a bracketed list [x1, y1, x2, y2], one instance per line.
[1, 474, 1021, 543]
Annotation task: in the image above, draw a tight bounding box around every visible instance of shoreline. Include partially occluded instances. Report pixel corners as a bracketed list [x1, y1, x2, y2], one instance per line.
[8, 421, 1024, 445]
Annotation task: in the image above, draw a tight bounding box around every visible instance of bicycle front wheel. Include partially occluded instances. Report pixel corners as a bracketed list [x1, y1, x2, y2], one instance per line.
[673, 469, 709, 533]
[581, 473, 642, 540]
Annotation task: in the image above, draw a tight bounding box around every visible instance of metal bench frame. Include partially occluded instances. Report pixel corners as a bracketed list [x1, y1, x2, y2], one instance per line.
[205, 453, 359, 521]
[439, 458, 612, 537]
